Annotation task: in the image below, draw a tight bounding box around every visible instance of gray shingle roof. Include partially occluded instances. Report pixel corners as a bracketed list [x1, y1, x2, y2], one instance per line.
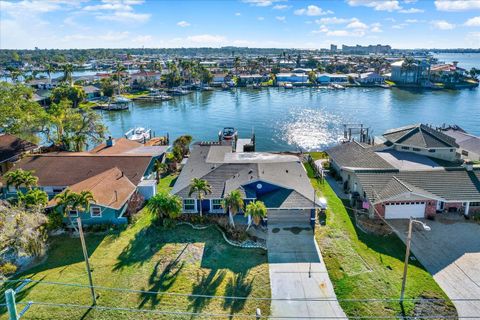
[383, 124, 458, 148]
[172, 144, 315, 208]
[356, 168, 480, 203]
[325, 141, 395, 170]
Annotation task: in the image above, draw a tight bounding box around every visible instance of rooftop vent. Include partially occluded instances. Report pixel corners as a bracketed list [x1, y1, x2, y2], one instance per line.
[106, 136, 115, 147]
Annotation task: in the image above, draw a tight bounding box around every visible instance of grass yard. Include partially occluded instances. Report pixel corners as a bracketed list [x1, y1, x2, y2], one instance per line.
[0, 208, 270, 319]
[157, 173, 178, 193]
[305, 162, 456, 318]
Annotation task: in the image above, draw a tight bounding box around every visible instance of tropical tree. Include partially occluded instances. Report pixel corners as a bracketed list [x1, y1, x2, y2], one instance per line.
[54, 190, 95, 232]
[62, 63, 74, 86]
[51, 84, 86, 108]
[45, 64, 55, 84]
[4, 169, 38, 190]
[146, 192, 182, 220]
[222, 190, 244, 227]
[244, 201, 267, 230]
[100, 77, 115, 97]
[188, 178, 212, 217]
[18, 188, 48, 208]
[308, 70, 317, 85]
[114, 62, 126, 95]
[153, 159, 168, 182]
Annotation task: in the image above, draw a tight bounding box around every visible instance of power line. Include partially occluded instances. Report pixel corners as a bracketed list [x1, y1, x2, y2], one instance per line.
[2, 279, 480, 303]
[10, 300, 477, 319]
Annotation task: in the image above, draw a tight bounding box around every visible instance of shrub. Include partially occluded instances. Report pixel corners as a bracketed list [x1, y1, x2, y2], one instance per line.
[0, 262, 18, 276]
[47, 210, 64, 231]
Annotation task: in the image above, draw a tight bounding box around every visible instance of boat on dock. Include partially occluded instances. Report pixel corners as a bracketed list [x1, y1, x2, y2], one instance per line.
[133, 91, 172, 102]
[169, 88, 191, 96]
[284, 83, 293, 89]
[329, 83, 345, 90]
[219, 127, 237, 141]
[125, 127, 152, 143]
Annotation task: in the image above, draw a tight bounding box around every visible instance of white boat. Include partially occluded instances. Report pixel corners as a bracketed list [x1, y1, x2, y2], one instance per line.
[113, 95, 131, 103]
[284, 83, 293, 89]
[125, 127, 152, 142]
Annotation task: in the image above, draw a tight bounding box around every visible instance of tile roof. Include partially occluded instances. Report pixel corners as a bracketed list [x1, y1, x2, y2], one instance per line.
[0, 134, 37, 163]
[12, 154, 153, 186]
[325, 141, 395, 170]
[356, 168, 480, 203]
[383, 124, 458, 148]
[48, 167, 136, 210]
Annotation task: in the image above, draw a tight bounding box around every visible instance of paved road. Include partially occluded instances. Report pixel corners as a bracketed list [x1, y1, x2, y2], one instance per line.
[390, 219, 480, 318]
[267, 223, 346, 319]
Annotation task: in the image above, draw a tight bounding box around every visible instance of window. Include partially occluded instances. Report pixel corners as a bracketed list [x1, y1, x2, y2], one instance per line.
[53, 187, 64, 194]
[428, 149, 436, 153]
[69, 210, 78, 217]
[450, 149, 454, 152]
[7, 186, 16, 193]
[471, 202, 480, 207]
[212, 199, 223, 211]
[183, 199, 195, 211]
[462, 150, 469, 156]
[413, 148, 421, 152]
[43, 186, 53, 194]
[401, 146, 410, 150]
[90, 207, 102, 218]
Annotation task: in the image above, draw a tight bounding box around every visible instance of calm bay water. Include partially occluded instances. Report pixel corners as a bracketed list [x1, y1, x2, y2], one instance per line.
[101, 86, 480, 152]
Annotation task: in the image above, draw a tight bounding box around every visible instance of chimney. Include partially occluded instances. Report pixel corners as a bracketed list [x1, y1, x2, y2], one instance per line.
[106, 136, 115, 147]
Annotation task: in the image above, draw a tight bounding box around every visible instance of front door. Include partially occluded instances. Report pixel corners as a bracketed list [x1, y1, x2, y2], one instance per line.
[436, 201, 445, 212]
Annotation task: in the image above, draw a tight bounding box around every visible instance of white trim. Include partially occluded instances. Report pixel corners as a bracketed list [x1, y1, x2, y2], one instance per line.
[210, 199, 224, 213]
[68, 209, 78, 217]
[90, 206, 102, 218]
[183, 198, 197, 213]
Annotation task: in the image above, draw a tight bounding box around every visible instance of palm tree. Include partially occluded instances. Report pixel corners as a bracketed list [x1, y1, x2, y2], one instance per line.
[188, 178, 212, 217]
[222, 190, 244, 227]
[45, 64, 55, 85]
[62, 64, 74, 86]
[4, 169, 38, 190]
[244, 201, 267, 230]
[147, 192, 182, 220]
[18, 188, 48, 208]
[54, 190, 95, 232]
[114, 62, 126, 95]
[153, 159, 168, 182]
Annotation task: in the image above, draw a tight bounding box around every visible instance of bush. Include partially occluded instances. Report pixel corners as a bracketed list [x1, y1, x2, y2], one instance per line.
[47, 210, 64, 231]
[0, 262, 18, 276]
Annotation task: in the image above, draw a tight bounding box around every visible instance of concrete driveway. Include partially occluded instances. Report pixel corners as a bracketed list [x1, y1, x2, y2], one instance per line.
[267, 222, 346, 319]
[390, 219, 480, 318]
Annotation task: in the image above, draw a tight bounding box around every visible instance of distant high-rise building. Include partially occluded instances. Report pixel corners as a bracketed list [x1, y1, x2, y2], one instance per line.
[330, 44, 337, 52]
[341, 44, 391, 54]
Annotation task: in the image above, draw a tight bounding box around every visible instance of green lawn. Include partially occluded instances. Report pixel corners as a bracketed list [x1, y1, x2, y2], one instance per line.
[157, 173, 178, 193]
[305, 162, 456, 318]
[0, 208, 270, 319]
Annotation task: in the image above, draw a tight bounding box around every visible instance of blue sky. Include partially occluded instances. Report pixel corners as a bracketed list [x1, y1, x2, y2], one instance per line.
[0, 0, 479, 49]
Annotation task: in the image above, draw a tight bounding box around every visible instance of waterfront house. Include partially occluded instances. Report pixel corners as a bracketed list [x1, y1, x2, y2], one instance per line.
[276, 73, 308, 85]
[237, 74, 267, 86]
[83, 85, 101, 101]
[441, 126, 480, 161]
[326, 124, 480, 219]
[316, 73, 348, 84]
[390, 59, 430, 85]
[0, 133, 38, 174]
[2, 137, 164, 225]
[171, 143, 319, 226]
[358, 72, 384, 84]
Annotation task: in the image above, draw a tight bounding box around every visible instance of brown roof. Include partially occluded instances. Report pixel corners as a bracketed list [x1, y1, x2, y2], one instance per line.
[12, 153, 153, 186]
[90, 138, 143, 155]
[0, 134, 37, 163]
[48, 167, 136, 210]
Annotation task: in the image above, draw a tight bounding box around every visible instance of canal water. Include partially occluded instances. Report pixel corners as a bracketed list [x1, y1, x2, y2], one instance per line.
[101, 86, 480, 152]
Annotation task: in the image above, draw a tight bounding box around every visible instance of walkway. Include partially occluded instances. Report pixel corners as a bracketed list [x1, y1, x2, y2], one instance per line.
[267, 222, 346, 319]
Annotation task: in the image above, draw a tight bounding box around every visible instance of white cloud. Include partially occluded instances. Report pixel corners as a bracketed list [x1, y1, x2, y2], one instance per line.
[405, 19, 418, 23]
[385, 17, 396, 22]
[466, 31, 480, 46]
[399, 8, 424, 13]
[315, 17, 349, 24]
[257, 16, 265, 21]
[273, 4, 289, 10]
[431, 20, 456, 30]
[346, 18, 368, 29]
[177, 21, 190, 27]
[186, 34, 226, 44]
[392, 23, 407, 29]
[465, 16, 480, 27]
[370, 22, 382, 32]
[242, 0, 285, 7]
[276, 16, 286, 22]
[294, 5, 333, 16]
[235, 12, 241, 16]
[434, 0, 480, 11]
[326, 29, 366, 37]
[347, 0, 401, 12]
[97, 11, 150, 23]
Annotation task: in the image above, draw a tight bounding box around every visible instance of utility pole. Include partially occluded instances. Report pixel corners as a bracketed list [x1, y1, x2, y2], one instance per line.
[77, 217, 97, 305]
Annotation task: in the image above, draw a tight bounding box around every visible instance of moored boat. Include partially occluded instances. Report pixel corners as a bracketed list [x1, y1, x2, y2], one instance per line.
[219, 127, 237, 141]
[125, 127, 152, 142]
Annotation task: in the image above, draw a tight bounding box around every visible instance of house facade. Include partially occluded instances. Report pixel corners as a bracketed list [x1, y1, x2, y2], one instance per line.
[0, 133, 38, 174]
[2, 137, 165, 225]
[326, 124, 480, 220]
[171, 143, 319, 227]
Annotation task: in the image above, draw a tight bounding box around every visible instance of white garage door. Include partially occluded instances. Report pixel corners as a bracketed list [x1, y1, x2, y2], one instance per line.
[385, 202, 426, 219]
